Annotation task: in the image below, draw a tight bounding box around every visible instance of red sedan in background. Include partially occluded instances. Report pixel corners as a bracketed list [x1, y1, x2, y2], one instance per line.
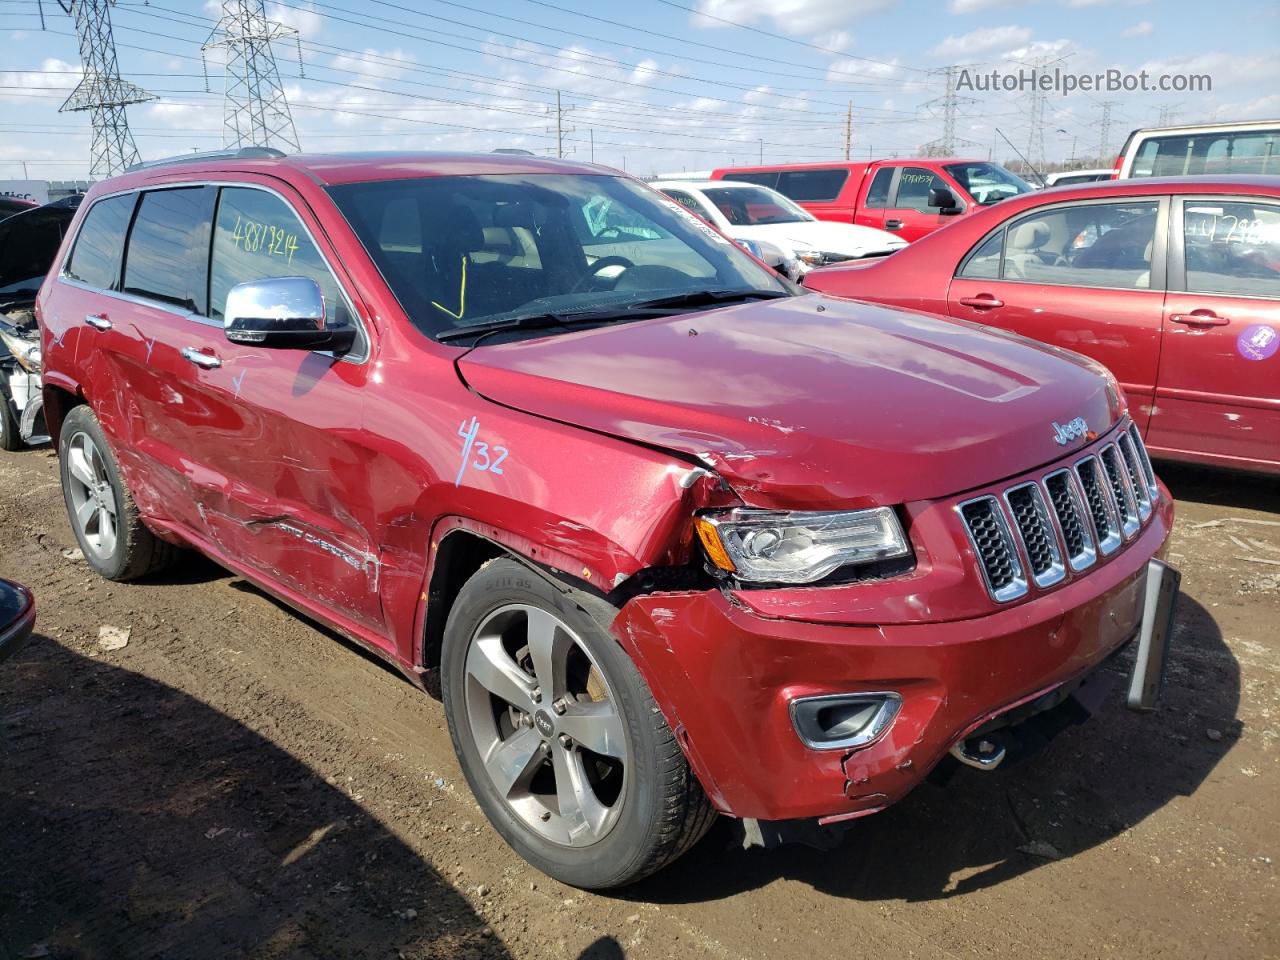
[805, 176, 1280, 475]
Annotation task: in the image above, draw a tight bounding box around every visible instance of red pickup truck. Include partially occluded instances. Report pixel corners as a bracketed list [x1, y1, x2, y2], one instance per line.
[710, 159, 1034, 242]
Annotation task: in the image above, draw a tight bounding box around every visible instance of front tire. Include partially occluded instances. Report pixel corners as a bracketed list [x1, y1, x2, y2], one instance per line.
[59, 405, 178, 581]
[441, 558, 715, 888]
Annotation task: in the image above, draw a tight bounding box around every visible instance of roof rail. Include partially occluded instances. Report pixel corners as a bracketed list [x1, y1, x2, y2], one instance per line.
[125, 146, 286, 173]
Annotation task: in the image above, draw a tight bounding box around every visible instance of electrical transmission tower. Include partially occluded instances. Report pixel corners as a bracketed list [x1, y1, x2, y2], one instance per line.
[203, 0, 301, 152]
[921, 65, 975, 156]
[1098, 100, 1120, 164]
[56, 0, 155, 178]
[1022, 56, 1056, 173]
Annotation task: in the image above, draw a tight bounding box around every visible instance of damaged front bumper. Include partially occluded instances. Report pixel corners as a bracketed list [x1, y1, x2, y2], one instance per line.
[611, 500, 1174, 826]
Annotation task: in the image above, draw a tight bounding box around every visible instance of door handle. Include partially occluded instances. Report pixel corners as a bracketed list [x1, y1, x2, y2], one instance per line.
[959, 295, 1004, 310]
[84, 313, 111, 331]
[1170, 311, 1229, 327]
[885, 219, 903, 229]
[181, 346, 222, 369]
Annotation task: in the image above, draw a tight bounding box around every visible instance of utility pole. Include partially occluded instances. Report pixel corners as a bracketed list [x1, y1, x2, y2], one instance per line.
[203, 0, 301, 151]
[844, 100, 852, 160]
[56, 0, 155, 177]
[589, 128, 594, 164]
[1098, 100, 1119, 164]
[548, 91, 574, 158]
[759, 138, 763, 164]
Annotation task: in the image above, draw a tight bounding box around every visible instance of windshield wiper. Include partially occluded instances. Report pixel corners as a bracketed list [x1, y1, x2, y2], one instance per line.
[436, 289, 791, 344]
[621, 288, 790, 311]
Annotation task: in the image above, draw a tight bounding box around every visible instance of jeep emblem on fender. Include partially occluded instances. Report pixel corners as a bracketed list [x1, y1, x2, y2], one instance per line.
[1052, 417, 1088, 445]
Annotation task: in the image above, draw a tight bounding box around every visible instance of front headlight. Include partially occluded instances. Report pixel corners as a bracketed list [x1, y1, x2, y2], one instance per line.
[693, 507, 911, 584]
[795, 250, 826, 266]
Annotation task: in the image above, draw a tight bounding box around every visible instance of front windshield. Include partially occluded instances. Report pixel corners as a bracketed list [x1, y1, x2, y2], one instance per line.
[699, 185, 812, 226]
[944, 162, 1033, 205]
[327, 173, 788, 339]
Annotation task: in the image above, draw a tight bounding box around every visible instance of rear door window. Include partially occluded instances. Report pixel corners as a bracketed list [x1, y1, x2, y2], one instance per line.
[65, 193, 136, 290]
[776, 168, 848, 202]
[1182, 200, 1280, 297]
[123, 187, 216, 312]
[864, 168, 894, 208]
[209, 187, 354, 332]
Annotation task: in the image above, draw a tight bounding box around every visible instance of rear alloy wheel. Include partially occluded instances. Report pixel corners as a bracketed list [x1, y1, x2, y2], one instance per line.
[58, 405, 179, 581]
[442, 559, 715, 888]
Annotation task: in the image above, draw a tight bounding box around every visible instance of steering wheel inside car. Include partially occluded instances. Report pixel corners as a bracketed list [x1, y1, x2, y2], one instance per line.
[573, 255, 635, 292]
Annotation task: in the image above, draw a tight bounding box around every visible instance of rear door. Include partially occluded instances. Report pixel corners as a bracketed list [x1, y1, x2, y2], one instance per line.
[947, 197, 1168, 428]
[853, 166, 893, 230]
[1148, 195, 1280, 470]
[882, 165, 963, 241]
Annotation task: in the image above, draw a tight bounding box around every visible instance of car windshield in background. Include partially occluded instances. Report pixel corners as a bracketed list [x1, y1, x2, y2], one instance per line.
[328, 173, 788, 340]
[700, 186, 812, 226]
[945, 162, 1033, 205]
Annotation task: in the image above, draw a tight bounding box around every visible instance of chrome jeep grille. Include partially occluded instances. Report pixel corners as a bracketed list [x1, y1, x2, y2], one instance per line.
[958, 497, 1026, 602]
[957, 422, 1158, 602]
[1004, 483, 1065, 587]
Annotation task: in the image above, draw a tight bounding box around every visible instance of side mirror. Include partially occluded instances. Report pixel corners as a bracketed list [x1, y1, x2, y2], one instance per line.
[224, 277, 356, 352]
[928, 186, 963, 215]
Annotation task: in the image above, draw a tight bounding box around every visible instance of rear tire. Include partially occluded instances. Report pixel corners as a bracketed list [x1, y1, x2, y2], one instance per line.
[58, 405, 179, 581]
[441, 558, 715, 888]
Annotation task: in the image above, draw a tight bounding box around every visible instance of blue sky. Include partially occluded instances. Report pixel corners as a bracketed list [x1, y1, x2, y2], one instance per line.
[1, 0, 1276, 180]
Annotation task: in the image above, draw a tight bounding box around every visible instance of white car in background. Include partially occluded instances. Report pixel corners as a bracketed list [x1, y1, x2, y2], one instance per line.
[1039, 168, 1115, 188]
[651, 179, 906, 279]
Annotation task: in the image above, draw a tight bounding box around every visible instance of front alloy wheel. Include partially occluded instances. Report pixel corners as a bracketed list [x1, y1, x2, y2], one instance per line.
[464, 603, 627, 847]
[441, 558, 715, 888]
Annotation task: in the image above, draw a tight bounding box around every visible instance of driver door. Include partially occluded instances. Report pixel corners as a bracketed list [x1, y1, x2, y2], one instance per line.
[882, 166, 963, 241]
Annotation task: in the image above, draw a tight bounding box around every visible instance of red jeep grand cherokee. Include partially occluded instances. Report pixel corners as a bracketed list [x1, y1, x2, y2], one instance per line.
[38, 149, 1178, 889]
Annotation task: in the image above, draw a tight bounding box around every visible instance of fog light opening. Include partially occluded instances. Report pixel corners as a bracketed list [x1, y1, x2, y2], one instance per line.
[789, 692, 901, 751]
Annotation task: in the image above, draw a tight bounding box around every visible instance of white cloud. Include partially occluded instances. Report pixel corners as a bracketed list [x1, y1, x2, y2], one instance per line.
[947, 0, 1027, 12]
[930, 25, 1033, 59]
[1122, 20, 1153, 36]
[0, 57, 80, 105]
[690, 0, 894, 37]
[265, 2, 323, 40]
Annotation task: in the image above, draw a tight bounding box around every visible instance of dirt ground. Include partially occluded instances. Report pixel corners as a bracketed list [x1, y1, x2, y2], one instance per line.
[1, 443, 1277, 960]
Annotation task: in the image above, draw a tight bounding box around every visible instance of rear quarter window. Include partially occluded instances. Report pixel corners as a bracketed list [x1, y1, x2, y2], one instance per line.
[65, 193, 136, 289]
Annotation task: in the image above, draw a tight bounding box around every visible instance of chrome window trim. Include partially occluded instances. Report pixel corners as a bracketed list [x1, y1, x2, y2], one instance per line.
[1041, 468, 1098, 573]
[1002, 481, 1066, 589]
[56, 179, 370, 365]
[956, 494, 1028, 603]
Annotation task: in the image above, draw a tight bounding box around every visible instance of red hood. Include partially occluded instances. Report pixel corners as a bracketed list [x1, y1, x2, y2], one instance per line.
[455, 295, 1123, 508]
